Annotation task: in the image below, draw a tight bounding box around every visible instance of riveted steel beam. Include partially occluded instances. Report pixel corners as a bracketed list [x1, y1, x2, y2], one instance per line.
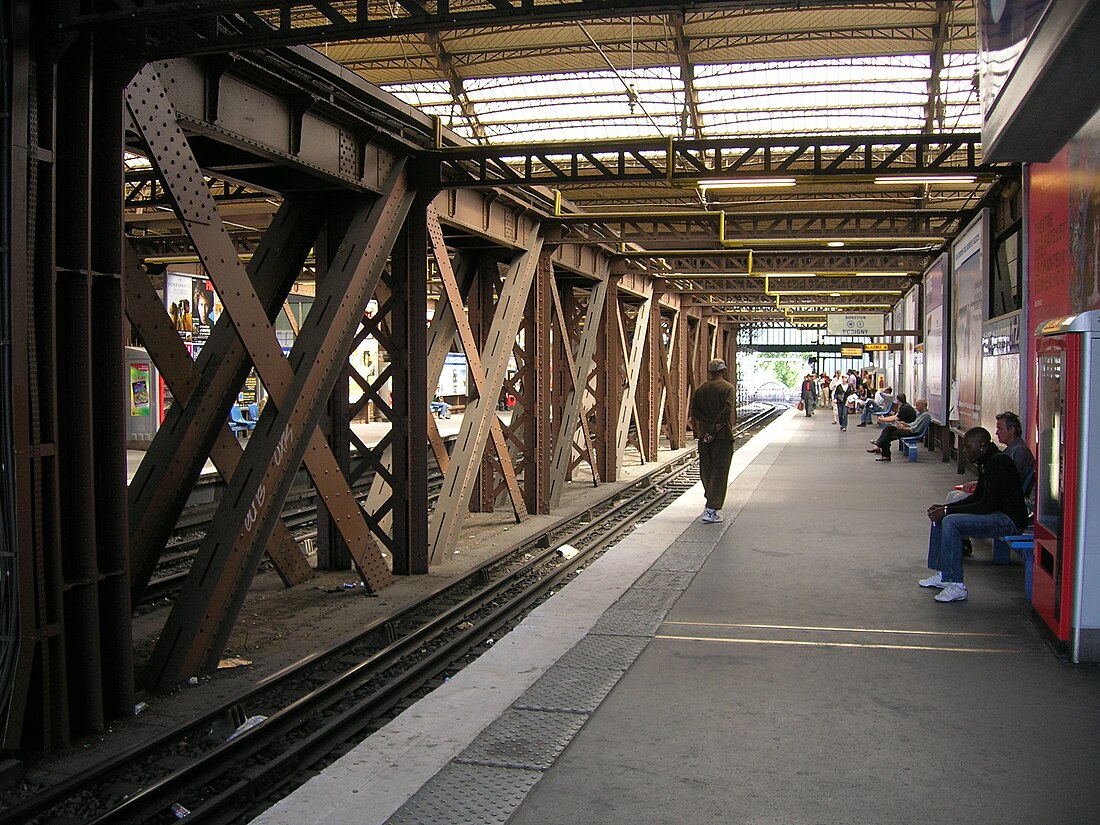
[618, 251, 933, 276]
[429, 228, 542, 563]
[129, 66, 412, 688]
[123, 247, 311, 596]
[548, 265, 608, 507]
[428, 205, 527, 520]
[434, 134, 995, 188]
[145, 166, 413, 689]
[615, 283, 654, 468]
[60, 1, 874, 58]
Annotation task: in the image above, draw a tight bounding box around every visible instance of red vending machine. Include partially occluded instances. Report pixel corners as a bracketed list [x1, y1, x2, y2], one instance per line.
[1033, 311, 1100, 661]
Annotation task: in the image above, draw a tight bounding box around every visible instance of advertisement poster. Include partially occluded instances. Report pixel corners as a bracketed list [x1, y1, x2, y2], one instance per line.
[923, 254, 948, 424]
[437, 352, 468, 397]
[951, 211, 988, 432]
[130, 363, 151, 417]
[165, 271, 194, 338]
[192, 279, 222, 357]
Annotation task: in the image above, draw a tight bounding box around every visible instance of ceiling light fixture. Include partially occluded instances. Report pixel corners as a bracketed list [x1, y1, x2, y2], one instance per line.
[699, 177, 797, 191]
[873, 175, 976, 185]
[827, 241, 845, 247]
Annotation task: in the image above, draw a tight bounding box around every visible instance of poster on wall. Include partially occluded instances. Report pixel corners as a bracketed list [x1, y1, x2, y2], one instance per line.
[130, 362, 151, 417]
[923, 253, 948, 425]
[191, 279, 222, 353]
[437, 352, 468, 397]
[951, 211, 988, 432]
[164, 271, 194, 344]
[903, 286, 921, 402]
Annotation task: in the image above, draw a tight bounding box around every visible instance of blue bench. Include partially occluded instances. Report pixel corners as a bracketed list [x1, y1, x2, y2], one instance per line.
[993, 530, 1034, 600]
[899, 422, 930, 461]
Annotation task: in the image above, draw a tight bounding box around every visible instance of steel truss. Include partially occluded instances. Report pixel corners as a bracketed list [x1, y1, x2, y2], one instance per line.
[58, 1, 875, 58]
[431, 134, 994, 188]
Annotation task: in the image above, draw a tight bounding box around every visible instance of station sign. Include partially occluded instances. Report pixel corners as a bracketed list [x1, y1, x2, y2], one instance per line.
[839, 343, 864, 357]
[864, 343, 891, 351]
[827, 313, 885, 336]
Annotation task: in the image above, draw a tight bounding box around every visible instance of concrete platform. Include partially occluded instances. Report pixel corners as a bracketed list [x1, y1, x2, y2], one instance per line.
[251, 410, 1100, 825]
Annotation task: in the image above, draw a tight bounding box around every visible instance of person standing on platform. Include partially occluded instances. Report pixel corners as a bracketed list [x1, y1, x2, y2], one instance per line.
[921, 427, 1030, 602]
[690, 358, 737, 524]
[799, 374, 817, 416]
[834, 380, 851, 431]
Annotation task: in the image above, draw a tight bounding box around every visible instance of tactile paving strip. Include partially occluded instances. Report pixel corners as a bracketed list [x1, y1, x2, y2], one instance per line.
[554, 633, 651, 671]
[590, 606, 666, 636]
[384, 762, 543, 825]
[632, 569, 696, 591]
[647, 542, 714, 572]
[613, 586, 683, 614]
[455, 708, 589, 770]
[514, 664, 625, 713]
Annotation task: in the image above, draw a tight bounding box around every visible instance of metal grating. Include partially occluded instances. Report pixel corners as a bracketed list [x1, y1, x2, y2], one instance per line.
[647, 542, 714, 573]
[553, 633, 651, 671]
[384, 762, 543, 825]
[514, 665, 625, 714]
[590, 607, 666, 637]
[632, 569, 697, 591]
[613, 586, 683, 614]
[455, 708, 589, 771]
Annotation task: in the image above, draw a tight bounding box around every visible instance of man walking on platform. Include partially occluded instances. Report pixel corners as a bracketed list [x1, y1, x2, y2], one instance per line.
[690, 358, 737, 524]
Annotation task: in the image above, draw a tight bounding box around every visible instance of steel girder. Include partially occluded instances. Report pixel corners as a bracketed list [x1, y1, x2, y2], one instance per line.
[552, 210, 964, 247]
[547, 269, 608, 508]
[123, 247, 312, 594]
[58, 1, 872, 58]
[126, 66, 412, 690]
[428, 207, 527, 521]
[617, 251, 934, 276]
[432, 134, 993, 188]
[428, 228, 542, 563]
[614, 283, 654, 471]
[3, 20, 136, 752]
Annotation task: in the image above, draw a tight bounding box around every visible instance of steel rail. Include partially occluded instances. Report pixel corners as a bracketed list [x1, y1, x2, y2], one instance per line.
[0, 406, 780, 825]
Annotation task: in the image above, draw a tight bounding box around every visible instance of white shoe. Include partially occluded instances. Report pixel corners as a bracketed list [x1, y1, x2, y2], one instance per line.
[918, 572, 946, 589]
[934, 582, 968, 602]
[701, 508, 723, 523]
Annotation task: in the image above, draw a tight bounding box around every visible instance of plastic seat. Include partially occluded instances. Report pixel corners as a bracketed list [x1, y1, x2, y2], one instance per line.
[229, 405, 256, 436]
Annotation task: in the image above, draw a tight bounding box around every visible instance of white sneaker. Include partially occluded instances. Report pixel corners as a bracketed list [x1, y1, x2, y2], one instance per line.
[918, 572, 946, 589]
[701, 508, 723, 523]
[934, 582, 968, 602]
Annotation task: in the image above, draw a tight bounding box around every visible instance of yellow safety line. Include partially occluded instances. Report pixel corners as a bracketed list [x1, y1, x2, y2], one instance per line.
[662, 621, 1016, 639]
[655, 634, 1026, 654]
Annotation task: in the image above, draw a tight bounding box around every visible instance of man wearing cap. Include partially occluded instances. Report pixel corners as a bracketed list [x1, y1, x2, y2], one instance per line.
[690, 358, 737, 524]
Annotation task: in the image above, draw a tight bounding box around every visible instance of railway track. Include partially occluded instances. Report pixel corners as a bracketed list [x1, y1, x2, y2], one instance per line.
[0, 406, 781, 825]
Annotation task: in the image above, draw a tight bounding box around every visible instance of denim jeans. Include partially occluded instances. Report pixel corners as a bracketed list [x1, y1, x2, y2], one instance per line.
[927, 511, 1018, 583]
[860, 401, 883, 425]
[836, 401, 848, 428]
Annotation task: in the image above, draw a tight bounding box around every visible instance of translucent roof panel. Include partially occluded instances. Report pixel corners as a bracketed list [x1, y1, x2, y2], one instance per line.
[383, 53, 981, 144]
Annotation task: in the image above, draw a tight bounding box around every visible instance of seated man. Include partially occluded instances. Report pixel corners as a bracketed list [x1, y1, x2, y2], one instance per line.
[858, 386, 895, 427]
[867, 398, 928, 462]
[875, 392, 915, 426]
[920, 426, 1030, 602]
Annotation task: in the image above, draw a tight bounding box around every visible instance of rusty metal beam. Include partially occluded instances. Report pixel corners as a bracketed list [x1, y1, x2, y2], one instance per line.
[429, 228, 543, 562]
[549, 265, 608, 507]
[123, 247, 311, 593]
[615, 284, 654, 468]
[145, 166, 412, 689]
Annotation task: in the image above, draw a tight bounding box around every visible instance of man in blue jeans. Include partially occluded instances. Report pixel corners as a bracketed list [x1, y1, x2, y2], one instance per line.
[920, 426, 1030, 602]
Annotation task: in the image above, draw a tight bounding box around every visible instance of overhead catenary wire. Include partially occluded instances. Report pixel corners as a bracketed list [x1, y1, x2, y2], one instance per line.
[576, 21, 665, 137]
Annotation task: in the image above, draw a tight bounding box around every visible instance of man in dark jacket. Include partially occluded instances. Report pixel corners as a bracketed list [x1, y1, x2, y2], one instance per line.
[690, 358, 737, 523]
[919, 427, 1030, 602]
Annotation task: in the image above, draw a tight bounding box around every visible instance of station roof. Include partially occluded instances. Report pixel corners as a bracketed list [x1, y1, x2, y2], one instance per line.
[118, 0, 1016, 327]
